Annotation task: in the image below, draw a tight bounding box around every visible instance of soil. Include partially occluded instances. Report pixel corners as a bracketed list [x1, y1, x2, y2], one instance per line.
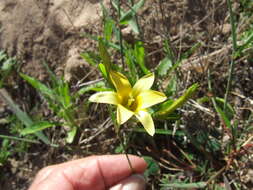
[0, 0, 252, 189]
[0, 0, 108, 189]
[0, 0, 104, 81]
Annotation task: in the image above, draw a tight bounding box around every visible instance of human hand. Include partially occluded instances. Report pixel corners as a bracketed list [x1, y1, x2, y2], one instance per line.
[28, 154, 147, 190]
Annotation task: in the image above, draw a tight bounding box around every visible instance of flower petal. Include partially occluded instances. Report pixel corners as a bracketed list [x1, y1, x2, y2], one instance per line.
[137, 90, 167, 110]
[117, 104, 134, 125]
[89, 91, 119, 105]
[135, 110, 155, 136]
[110, 71, 132, 97]
[132, 73, 154, 96]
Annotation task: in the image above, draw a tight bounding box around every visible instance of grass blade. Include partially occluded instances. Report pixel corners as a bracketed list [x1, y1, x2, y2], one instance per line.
[20, 73, 55, 99]
[119, 0, 145, 24]
[161, 182, 206, 188]
[0, 134, 40, 144]
[133, 127, 185, 136]
[98, 38, 111, 74]
[20, 121, 56, 135]
[154, 83, 198, 118]
[0, 89, 52, 145]
[134, 41, 149, 74]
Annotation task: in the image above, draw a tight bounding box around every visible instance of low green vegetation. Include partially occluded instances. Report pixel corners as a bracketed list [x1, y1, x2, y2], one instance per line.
[0, 0, 252, 189]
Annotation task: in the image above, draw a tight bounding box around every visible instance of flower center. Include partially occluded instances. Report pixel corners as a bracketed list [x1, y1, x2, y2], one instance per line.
[122, 94, 138, 111]
[127, 96, 135, 107]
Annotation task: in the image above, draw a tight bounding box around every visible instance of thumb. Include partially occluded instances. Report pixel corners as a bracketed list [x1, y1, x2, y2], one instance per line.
[109, 174, 146, 190]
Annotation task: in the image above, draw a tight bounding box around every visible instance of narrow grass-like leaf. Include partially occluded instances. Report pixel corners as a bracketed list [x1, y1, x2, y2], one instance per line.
[237, 31, 253, 56]
[208, 70, 232, 128]
[154, 83, 198, 118]
[180, 42, 201, 61]
[59, 82, 71, 108]
[42, 62, 59, 87]
[165, 75, 177, 97]
[20, 73, 55, 99]
[98, 38, 111, 74]
[77, 81, 109, 96]
[134, 41, 149, 74]
[216, 97, 234, 118]
[119, 0, 145, 24]
[124, 45, 137, 83]
[80, 52, 100, 66]
[163, 39, 175, 60]
[213, 101, 231, 128]
[0, 134, 40, 144]
[20, 121, 56, 135]
[161, 182, 206, 188]
[128, 19, 140, 34]
[133, 127, 185, 136]
[104, 19, 115, 41]
[0, 89, 51, 145]
[98, 63, 108, 79]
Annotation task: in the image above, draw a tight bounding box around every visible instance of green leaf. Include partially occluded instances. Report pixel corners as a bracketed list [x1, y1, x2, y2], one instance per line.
[76, 81, 108, 96]
[156, 57, 173, 76]
[0, 89, 52, 145]
[154, 83, 198, 118]
[20, 121, 56, 135]
[66, 126, 77, 144]
[165, 75, 177, 97]
[1, 58, 15, 71]
[163, 39, 174, 60]
[133, 127, 185, 136]
[98, 63, 108, 79]
[143, 156, 160, 177]
[0, 51, 7, 62]
[119, 0, 145, 24]
[179, 42, 201, 61]
[161, 182, 207, 188]
[42, 62, 59, 87]
[98, 38, 111, 74]
[124, 44, 137, 83]
[213, 102, 231, 128]
[128, 19, 140, 34]
[215, 97, 234, 119]
[0, 134, 40, 144]
[80, 52, 100, 66]
[237, 30, 253, 56]
[114, 144, 124, 153]
[20, 73, 55, 99]
[134, 41, 149, 74]
[58, 82, 71, 108]
[104, 19, 115, 41]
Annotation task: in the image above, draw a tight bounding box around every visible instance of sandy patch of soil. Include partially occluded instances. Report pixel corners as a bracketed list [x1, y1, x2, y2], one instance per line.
[0, 0, 104, 81]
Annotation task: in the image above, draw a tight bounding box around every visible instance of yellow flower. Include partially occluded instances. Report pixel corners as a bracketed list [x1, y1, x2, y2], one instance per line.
[89, 71, 167, 136]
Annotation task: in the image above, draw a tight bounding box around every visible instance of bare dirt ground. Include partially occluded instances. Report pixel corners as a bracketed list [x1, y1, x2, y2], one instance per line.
[0, 0, 252, 189]
[0, 0, 104, 81]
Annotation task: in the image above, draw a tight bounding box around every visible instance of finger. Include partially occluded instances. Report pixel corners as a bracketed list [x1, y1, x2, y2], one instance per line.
[109, 174, 146, 190]
[29, 154, 147, 190]
[97, 155, 147, 186]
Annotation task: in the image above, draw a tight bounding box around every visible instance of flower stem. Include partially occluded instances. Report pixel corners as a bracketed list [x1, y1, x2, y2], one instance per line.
[116, 127, 135, 173]
[224, 0, 237, 113]
[116, 0, 125, 69]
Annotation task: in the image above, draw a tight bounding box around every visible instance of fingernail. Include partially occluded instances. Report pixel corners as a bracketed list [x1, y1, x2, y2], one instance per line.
[109, 174, 146, 190]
